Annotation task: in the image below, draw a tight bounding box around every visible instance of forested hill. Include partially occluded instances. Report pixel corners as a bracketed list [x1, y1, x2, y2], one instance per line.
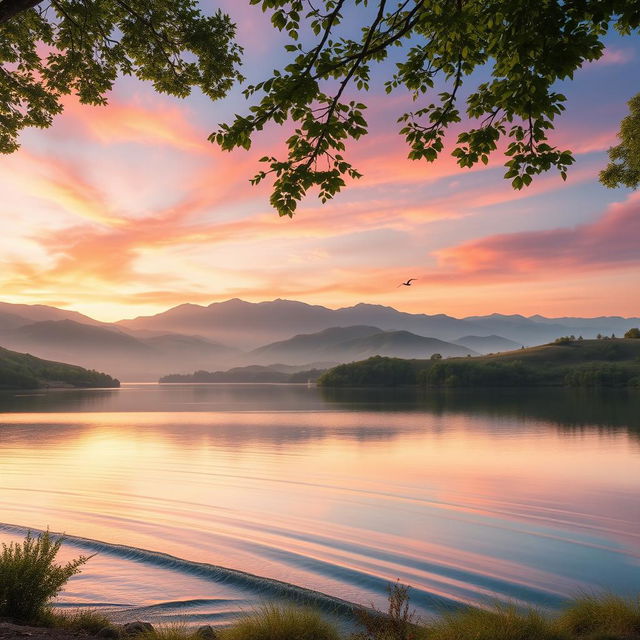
[319, 338, 640, 388]
[0, 346, 119, 389]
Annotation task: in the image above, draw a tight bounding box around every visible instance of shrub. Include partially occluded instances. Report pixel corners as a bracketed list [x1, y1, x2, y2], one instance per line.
[221, 604, 340, 640]
[555, 594, 640, 638]
[0, 530, 91, 622]
[426, 605, 563, 640]
[355, 581, 423, 640]
[624, 328, 640, 339]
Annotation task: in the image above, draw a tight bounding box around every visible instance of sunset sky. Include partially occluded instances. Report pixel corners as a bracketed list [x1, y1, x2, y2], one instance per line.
[1, 4, 639, 322]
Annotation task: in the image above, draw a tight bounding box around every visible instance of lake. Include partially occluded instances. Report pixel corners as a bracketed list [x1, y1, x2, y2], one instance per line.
[0, 383, 638, 625]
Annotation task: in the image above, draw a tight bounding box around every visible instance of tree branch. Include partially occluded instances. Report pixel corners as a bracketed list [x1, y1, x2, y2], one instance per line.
[0, 0, 44, 24]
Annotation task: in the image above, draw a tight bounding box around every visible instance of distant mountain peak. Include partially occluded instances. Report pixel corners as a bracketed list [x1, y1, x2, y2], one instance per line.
[345, 302, 395, 311]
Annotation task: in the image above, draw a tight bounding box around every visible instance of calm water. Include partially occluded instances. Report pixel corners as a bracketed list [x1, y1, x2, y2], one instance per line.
[0, 384, 638, 625]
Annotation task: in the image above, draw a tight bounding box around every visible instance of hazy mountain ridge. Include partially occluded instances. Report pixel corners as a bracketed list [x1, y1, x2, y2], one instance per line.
[454, 335, 522, 353]
[0, 318, 238, 381]
[250, 325, 475, 365]
[0, 301, 108, 327]
[1, 299, 638, 381]
[119, 299, 640, 348]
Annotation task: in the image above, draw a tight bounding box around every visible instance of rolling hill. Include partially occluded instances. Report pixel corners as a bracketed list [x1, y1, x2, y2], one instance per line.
[0, 346, 119, 389]
[319, 338, 640, 387]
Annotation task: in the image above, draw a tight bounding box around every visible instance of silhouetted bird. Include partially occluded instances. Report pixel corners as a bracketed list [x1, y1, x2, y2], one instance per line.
[398, 278, 417, 287]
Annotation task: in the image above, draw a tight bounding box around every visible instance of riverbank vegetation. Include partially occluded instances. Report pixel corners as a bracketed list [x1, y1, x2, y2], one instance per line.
[160, 365, 326, 384]
[319, 339, 640, 388]
[0, 346, 119, 389]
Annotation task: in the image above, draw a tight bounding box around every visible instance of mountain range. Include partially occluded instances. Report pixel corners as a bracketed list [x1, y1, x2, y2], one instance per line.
[0, 298, 638, 381]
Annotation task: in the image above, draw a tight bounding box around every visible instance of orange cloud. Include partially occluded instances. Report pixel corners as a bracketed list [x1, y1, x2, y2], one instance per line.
[4, 151, 123, 227]
[60, 96, 208, 152]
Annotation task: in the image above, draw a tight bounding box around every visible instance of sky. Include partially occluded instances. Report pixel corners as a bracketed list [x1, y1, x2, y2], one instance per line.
[1, 4, 639, 322]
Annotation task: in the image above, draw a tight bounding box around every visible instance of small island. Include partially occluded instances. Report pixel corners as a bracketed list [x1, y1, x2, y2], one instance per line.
[160, 364, 327, 384]
[319, 336, 640, 388]
[0, 346, 120, 389]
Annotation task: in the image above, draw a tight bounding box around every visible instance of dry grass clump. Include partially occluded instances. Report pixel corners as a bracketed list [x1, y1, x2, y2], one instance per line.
[137, 622, 199, 640]
[555, 594, 640, 639]
[219, 604, 340, 640]
[425, 604, 565, 640]
[39, 608, 115, 633]
[354, 581, 426, 640]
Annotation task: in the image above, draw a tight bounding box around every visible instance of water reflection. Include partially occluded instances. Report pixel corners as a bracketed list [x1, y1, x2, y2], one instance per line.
[2, 384, 639, 437]
[0, 384, 638, 624]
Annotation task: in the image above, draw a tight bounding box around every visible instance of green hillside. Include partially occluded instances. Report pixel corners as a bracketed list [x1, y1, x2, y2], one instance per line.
[319, 338, 640, 388]
[0, 345, 119, 389]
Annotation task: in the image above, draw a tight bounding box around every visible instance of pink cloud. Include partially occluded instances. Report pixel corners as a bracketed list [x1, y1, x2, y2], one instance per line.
[426, 193, 640, 284]
[590, 47, 634, 67]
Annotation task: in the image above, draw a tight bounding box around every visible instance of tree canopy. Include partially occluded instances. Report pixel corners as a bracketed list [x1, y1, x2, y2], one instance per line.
[1, 0, 639, 216]
[0, 0, 242, 153]
[600, 93, 640, 190]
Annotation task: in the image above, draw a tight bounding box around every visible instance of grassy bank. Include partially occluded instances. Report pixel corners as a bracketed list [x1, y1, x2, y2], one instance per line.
[319, 338, 640, 388]
[3, 533, 639, 640]
[41, 593, 639, 640]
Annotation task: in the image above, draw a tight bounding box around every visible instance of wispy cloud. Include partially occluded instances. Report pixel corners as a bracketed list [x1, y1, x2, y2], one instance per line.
[423, 193, 640, 285]
[60, 96, 208, 152]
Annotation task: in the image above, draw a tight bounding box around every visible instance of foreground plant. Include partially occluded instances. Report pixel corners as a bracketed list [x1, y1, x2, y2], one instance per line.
[426, 604, 564, 640]
[0, 530, 91, 622]
[39, 608, 115, 634]
[355, 581, 422, 640]
[221, 604, 340, 640]
[556, 594, 640, 639]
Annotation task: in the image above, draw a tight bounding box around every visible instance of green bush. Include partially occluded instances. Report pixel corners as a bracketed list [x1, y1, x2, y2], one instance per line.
[0, 530, 91, 622]
[220, 605, 340, 640]
[555, 594, 640, 639]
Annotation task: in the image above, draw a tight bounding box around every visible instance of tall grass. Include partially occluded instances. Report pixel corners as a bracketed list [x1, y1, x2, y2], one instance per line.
[426, 604, 565, 640]
[137, 622, 198, 640]
[220, 604, 340, 640]
[556, 594, 640, 638]
[40, 608, 114, 633]
[0, 530, 91, 622]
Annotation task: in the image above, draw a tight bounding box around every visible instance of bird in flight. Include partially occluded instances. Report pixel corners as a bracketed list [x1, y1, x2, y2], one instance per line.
[398, 278, 417, 287]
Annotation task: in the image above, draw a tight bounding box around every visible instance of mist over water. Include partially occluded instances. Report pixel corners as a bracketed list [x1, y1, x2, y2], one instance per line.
[0, 384, 638, 625]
